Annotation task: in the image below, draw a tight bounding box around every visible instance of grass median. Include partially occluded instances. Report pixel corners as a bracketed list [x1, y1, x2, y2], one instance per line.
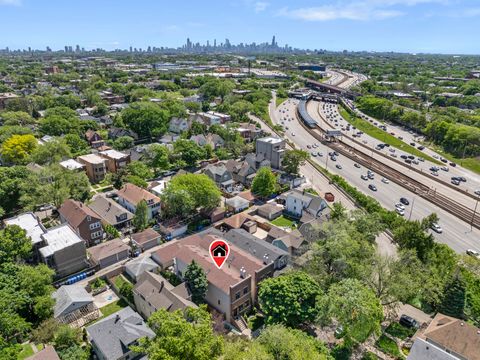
[338, 107, 441, 165]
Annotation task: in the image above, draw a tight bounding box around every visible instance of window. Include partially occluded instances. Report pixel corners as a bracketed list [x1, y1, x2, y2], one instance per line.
[89, 222, 100, 230]
[218, 300, 221, 305]
[235, 292, 240, 300]
[87, 216, 91, 222]
[243, 287, 248, 295]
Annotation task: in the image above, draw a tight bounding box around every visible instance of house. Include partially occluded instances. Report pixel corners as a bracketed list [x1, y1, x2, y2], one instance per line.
[158, 219, 188, 240]
[220, 213, 257, 232]
[52, 284, 98, 325]
[26, 345, 61, 360]
[58, 199, 104, 246]
[191, 111, 230, 126]
[149, 180, 167, 197]
[124, 256, 158, 282]
[117, 183, 161, 220]
[225, 196, 250, 213]
[223, 228, 289, 270]
[283, 189, 328, 220]
[99, 149, 131, 173]
[408, 313, 480, 360]
[267, 227, 308, 255]
[77, 154, 107, 183]
[190, 133, 225, 149]
[108, 127, 138, 141]
[257, 203, 283, 220]
[151, 229, 274, 324]
[86, 307, 154, 360]
[84, 130, 105, 149]
[4, 212, 47, 254]
[87, 195, 134, 231]
[225, 159, 256, 186]
[131, 228, 162, 251]
[87, 239, 130, 269]
[255, 137, 285, 169]
[237, 123, 263, 142]
[169, 117, 191, 133]
[59, 159, 85, 172]
[237, 190, 256, 206]
[39, 224, 88, 277]
[133, 271, 197, 319]
[203, 162, 234, 191]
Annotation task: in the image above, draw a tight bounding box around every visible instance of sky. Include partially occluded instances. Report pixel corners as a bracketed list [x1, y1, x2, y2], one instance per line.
[0, 0, 479, 54]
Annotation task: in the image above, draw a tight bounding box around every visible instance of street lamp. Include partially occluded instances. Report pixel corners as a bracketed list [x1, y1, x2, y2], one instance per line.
[470, 194, 479, 232]
[408, 196, 416, 221]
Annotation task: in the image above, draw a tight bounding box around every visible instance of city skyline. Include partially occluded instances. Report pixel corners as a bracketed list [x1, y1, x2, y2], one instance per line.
[0, 0, 480, 54]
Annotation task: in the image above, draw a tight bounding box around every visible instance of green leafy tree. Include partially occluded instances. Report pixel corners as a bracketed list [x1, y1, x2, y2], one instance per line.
[30, 138, 72, 165]
[1, 134, 37, 164]
[256, 324, 332, 360]
[223, 337, 273, 360]
[439, 272, 466, 319]
[282, 149, 309, 175]
[0, 166, 30, 216]
[258, 272, 321, 327]
[251, 167, 277, 198]
[31, 318, 60, 345]
[64, 133, 89, 157]
[0, 225, 32, 263]
[133, 200, 149, 231]
[146, 144, 171, 172]
[121, 102, 170, 138]
[0, 111, 35, 126]
[393, 216, 436, 261]
[113, 136, 134, 151]
[317, 278, 383, 343]
[133, 307, 224, 360]
[119, 281, 134, 303]
[172, 139, 206, 167]
[330, 202, 347, 221]
[39, 115, 80, 136]
[184, 260, 208, 304]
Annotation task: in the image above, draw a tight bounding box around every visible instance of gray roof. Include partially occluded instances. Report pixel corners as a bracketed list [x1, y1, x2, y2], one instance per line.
[225, 196, 249, 209]
[224, 228, 289, 264]
[125, 256, 158, 280]
[53, 285, 93, 318]
[87, 306, 154, 360]
[88, 195, 134, 226]
[408, 338, 456, 360]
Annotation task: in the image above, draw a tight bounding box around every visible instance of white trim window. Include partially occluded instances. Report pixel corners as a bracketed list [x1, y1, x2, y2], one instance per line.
[89, 222, 101, 230]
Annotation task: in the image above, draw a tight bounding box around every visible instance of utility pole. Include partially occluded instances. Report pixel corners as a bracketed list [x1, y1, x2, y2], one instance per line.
[470, 195, 479, 232]
[408, 197, 416, 221]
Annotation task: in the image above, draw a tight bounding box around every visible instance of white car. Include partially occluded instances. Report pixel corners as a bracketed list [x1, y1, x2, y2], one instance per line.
[475, 189, 480, 196]
[396, 208, 405, 216]
[381, 178, 389, 184]
[441, 166, 449, 172]
[466, 249, 480, 259]
[291, 132, 295, 136]
[395, 203, 405, 211]
[431, 223, 443, 233]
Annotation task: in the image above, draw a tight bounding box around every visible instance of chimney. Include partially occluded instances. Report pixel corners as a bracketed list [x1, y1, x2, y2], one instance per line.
[160, 281, 164, 292]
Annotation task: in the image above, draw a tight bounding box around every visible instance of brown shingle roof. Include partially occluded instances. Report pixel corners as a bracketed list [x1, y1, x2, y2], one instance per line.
[131, 228, 160, 246]
[117, 183, 160, 206]
[26, 345, 60, 360]
[87, 196, 133, 226]
[58, 199, 100, 229]
[87, 239, 130, 263]
[420, 313, 480, 360]
[222, 213, 255, 229]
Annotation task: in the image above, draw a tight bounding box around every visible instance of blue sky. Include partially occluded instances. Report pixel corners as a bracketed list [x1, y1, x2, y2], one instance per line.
[0, 0, 479, 54]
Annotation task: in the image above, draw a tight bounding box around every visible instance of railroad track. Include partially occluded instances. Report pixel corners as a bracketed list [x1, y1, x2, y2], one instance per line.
[295, 102, 480, 229]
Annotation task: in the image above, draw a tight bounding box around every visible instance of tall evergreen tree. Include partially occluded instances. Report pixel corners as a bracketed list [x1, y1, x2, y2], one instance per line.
[133, 199, 149, 231]
[184, 260, 208, 304]
[439, 272, 466, 319]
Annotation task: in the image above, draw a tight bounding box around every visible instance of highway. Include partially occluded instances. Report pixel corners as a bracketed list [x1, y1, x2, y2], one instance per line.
[275, 97, 480, 254]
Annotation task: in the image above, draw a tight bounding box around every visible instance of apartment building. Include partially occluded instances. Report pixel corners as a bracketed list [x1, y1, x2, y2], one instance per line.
[77, 154, 107, 183]
[255, 136, 285, 169]
[99, 149, 131, 173]
[117, 183, 161, 220]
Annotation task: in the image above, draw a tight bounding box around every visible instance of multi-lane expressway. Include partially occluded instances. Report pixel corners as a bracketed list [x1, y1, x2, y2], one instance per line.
[274, 95, 480, 254]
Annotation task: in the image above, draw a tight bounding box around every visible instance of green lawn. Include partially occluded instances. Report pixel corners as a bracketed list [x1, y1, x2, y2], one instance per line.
[426, 143, 480, 175]
[375, 334, 404, 359]
[339, 107, 441, 165]
[385, 322, 416, 340]
[271, 215, 297, 228]
[276, 96, 287, 107]
[98, 299, 128, 319]
[18, 343, 35, 359]
[113, 274, 131, 290]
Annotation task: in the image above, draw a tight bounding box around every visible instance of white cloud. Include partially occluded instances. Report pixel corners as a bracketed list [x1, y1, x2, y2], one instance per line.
[0, 0, 21, 5]
[277, 0, 450, 22]
[254, 1, 269, 13]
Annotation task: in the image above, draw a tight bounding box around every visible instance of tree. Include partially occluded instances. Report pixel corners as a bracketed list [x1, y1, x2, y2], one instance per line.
[54, 325, 82, 352]
[199, 78, 235, 102]
[20, 165, 91, 209]
[39, 115, 80, 136]
[184, 260, 208, 304]
[133, 307, 224, 360]
[64, 133, 89, 157]
[172, 139, 206, 167]
[258, 272, 321, 327]
[113, 136, 134, 150]
[317, 278, 383, 343]
[162, 174, 221, 219]
[31, 318, 60, 345]
[251, 167, 277, 198]
[256, 325, 331, 360]
[0, 225, 32, 263]
[1, 134, 37, 164]
[282, 149, 309, 175]
[223, 337, 273, 360]
[146, 144, 170, 172]
[439, 272, 466, 319]
[0, 111, 35, 126]
[330, 202, 347, 221]
[0, 166, 30, 218]
[393, 217, 435, 261]
[121, 102, 170, 138]
[30, 138, 72, 165]
[119, 281, 134, 303]
[133, 200, 149, 231]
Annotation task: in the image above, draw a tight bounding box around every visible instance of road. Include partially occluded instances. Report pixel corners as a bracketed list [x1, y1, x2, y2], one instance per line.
[275, 97, 480, 254]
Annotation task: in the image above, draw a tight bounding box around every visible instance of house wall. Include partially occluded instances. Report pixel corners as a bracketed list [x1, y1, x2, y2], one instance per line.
[285, 196, 308, 217]
[230, 277, 253, 320]
[133, 290, 156, 320]
[50, 241, 87, 277]
[97, 249, 129, 269]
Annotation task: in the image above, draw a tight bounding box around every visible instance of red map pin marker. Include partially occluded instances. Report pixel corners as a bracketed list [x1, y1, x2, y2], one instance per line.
[209, 239, 229, 269]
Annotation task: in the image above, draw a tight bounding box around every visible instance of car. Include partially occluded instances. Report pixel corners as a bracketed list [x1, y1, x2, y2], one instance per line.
[368, 184, 377, 191]
[318, 152, 323, 157]
[361, 174, 368, 180]
[400, 155, 408, 159]
[431, 172, 439, 176]
[430, 166, 439, 172]
[418, 146, 425, 150]
[336, 164, 343, 169]
[441, 166, 449, 172]
[330, 156, 337, 162]
[449, 162, 457, 167]
[396, 208, 405, 216]
[431, 223, 443, 233]
[395, 203, 405, 211]
[381, 177, 389, 184]
[475, 189, 480, 196]
[368, 174, 375, 180]
[410, 142, 416, 146]
[390, 153, 397, 158]
[291, 132, 295, 136]
[405, 159, 412, 164]
[307, 145, 311, 149]
[285, 126, 289, 130]
[407, 155, 415, 159]
[400, 315, 419, 329]
[398, 136, 403, 140]
[418, 157, 425, 162]
[459, 177, 467, 182]
[441, 158, 448, 163]
[354, 163, 361, 168]
[451, 179, 460, 185]
[400, 197, 410, 205]
[466, 249, 480, 259]
[311, 152, 317, 157]
[37, 204, 54, 211]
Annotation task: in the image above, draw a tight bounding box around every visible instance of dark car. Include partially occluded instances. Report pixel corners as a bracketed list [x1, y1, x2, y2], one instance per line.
[400, 197, 410, 206]
[400, 155, 408, 159]
[400, 314, 419, 329]
[459, 177, 467, 182]
[452, 179, 460, 185]
[418, 145, 425, 150]
[450, 162, 457, 167]
[405, 159, 412, 164]
[441, 158, 448, 163]
[368, 184, 377, 191]
[407, 155, 415, 159]
[410, 142, 416, 146]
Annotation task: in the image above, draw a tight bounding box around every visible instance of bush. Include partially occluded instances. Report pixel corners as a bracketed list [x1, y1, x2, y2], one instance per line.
[375, 335, 403, 359]
[385, 322, 416, 340]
